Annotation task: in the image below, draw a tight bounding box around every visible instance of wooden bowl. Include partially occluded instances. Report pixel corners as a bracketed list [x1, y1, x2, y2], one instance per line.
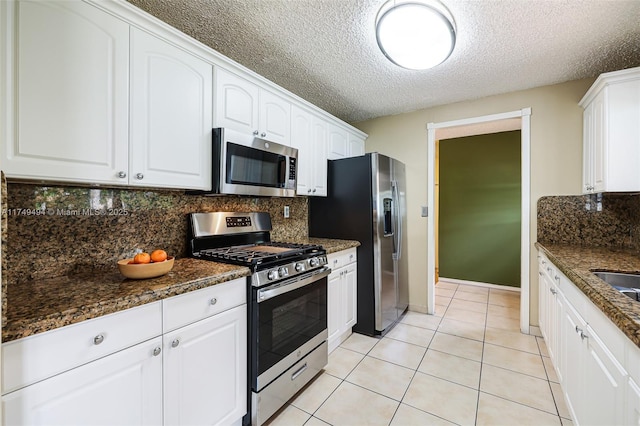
[117, 257, 174, 279]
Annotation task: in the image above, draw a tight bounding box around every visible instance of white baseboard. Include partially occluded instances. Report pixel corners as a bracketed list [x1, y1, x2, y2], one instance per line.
[438, 277, 521, 292]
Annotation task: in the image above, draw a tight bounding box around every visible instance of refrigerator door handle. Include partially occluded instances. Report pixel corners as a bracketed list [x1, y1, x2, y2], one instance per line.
[391, 181, 402, 260]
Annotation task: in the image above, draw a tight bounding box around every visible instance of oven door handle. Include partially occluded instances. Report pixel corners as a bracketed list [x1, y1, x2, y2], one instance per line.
[257, 267, 331, 303]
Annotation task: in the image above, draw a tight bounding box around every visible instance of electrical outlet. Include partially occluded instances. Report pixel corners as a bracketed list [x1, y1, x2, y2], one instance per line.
[284, 206, 290, 218]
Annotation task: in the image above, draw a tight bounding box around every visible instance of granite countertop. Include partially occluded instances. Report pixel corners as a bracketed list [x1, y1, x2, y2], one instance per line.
[536, 242, 640, 348]
[271, 237, 360, 254]
[3, 258, 251, 343]
[3, 238, 359, 343]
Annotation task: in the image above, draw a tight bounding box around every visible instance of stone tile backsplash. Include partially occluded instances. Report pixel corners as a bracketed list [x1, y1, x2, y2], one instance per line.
[3, 182, 309, 282]
[537, 193, 640, 249]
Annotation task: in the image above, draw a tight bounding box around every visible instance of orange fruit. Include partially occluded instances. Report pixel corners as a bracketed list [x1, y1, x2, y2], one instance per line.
[133, 252, 151, 264]
[150, 249, 168, 263]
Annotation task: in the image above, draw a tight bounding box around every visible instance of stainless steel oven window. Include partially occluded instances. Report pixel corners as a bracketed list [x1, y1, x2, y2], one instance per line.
[253, 276, 328, 380]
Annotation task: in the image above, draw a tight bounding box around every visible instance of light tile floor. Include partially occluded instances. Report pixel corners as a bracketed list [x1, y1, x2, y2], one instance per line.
[265, 282, 573, 426]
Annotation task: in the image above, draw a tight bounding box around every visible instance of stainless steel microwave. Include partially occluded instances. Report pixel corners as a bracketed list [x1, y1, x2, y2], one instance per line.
[203, 128, 298, 197]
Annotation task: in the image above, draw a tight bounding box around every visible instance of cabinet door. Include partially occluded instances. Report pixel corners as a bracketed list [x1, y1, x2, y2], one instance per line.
[327, 270, 342, 352]
[2, 337, 163, 426]
[582, 325, 626, 426]
[582, 102, 594, 193]
[343, 263, 357, 329]
[348, 134, 365, 157]
[130, 28, 212, 190]
[215, 68, 259, 134]
[560, 298, 586, 423]
[591, 90, 606, 193]
[291, 105, 313, 195]
[538, 266, 549, 343]
[163, 304, 247, 426]
[627, 378, 640, 426]
[311, 117, 329, 196]
[259, 90, 291, 145]
[2, 0, 129, 184]
[327, 125, 348, 160]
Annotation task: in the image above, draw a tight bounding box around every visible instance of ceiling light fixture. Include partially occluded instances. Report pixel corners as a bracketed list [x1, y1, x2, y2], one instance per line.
[375, 0, 456, 70]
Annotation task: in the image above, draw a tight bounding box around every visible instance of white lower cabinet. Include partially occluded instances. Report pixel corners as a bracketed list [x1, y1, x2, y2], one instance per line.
[539, 251, 639, 426]
[3, 337, 163, 426]
[163, 304, 247, 426]
[327, 248, 357, 353]
[627, 379, 640, 425]
[1, 278, 247, 426]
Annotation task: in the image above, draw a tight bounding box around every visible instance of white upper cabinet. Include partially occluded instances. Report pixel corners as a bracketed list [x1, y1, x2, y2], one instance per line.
[215, 67, 291, 145]
[214, 68, 259, 135]
[291, 105, 327, 196]
[348, 133, 366, 157]
[580, 66, 640, 193]
[1, 0, 129, 184]
[259, 89, 291, 145]
[311, 116, 329, 196]
[327, 124, 349, 160]
[130, 28, 212, 190]
[1, 1, 212, 190]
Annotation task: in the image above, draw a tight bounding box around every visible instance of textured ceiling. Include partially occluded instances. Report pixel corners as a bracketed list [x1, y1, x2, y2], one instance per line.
[127, 0, 640, 123]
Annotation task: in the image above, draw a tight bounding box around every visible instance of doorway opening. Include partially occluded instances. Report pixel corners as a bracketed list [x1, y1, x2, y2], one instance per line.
[427, 109, 531, 334]
[437, 130, 522, 288]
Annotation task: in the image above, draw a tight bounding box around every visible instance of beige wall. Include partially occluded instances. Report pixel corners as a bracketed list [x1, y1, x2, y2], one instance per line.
[353, 78, 594, 325]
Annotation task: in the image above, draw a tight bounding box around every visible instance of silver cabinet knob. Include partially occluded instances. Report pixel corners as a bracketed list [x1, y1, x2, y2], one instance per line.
[153, 347, 161, 356]
[210, 297, 217, 306]
[93, 334, 104, 345]
[307, 189, 312, 193]
[550, 288, 557, 295]
[171, 339, 180, 348]
[253, 130, 259, 135]
[135, 173, 144, 180]
[117, 171, 127, 179]
[261, 132, 266, 137]
[312, 189, 316, 193]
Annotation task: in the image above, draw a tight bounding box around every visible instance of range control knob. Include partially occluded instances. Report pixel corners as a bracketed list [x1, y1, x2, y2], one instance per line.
[268, 270, 278, 281]
[309, 257, 319, 267]
[294, 263, 304, 272]
[278, 267, 288, 278]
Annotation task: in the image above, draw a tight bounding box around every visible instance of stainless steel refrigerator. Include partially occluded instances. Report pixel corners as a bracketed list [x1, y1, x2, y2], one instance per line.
[309, 153, 408, 336]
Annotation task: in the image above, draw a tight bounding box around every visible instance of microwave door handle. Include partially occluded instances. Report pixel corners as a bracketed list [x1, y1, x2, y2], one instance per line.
[279, 156, 287, 187]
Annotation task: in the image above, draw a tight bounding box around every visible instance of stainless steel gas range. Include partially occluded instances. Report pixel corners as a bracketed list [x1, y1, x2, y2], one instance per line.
[188, 212, 329, 426]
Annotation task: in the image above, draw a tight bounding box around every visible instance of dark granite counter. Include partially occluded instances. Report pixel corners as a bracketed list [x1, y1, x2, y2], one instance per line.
[3, 238, 358, 343]
[271, 237, 360, 254]
[536, 242, 640, 348]
[3, 258, 251, 343]
[296, 238, 360, 254]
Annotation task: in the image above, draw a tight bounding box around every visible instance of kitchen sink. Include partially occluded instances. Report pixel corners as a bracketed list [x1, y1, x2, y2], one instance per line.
[593, 271, 640, 301]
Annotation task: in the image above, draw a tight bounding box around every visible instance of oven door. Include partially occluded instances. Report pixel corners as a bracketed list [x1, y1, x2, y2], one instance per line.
[215, 128, 297, 197]
[251, 267, 329, 391]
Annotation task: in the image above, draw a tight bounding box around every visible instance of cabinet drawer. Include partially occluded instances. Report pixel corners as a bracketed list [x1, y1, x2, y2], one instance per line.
[2, 301, 162, 394]
[328, 248, 357, 271]
[163, 277, 246, 332]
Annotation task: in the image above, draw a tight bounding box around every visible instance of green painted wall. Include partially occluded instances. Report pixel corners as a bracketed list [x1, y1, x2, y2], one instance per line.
[439, 131, 521, 287]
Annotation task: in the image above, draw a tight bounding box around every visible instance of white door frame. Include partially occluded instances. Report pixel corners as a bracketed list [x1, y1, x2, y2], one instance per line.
[427, 108, 531, 334]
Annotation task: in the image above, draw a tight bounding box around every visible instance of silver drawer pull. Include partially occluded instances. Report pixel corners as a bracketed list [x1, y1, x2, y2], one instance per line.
[210, 297, 217, 306]
[171, 339, 180, 348]
[153, 347, 161, 356]
[291, 362, 308, 381]
[93, 334, 105, 345]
